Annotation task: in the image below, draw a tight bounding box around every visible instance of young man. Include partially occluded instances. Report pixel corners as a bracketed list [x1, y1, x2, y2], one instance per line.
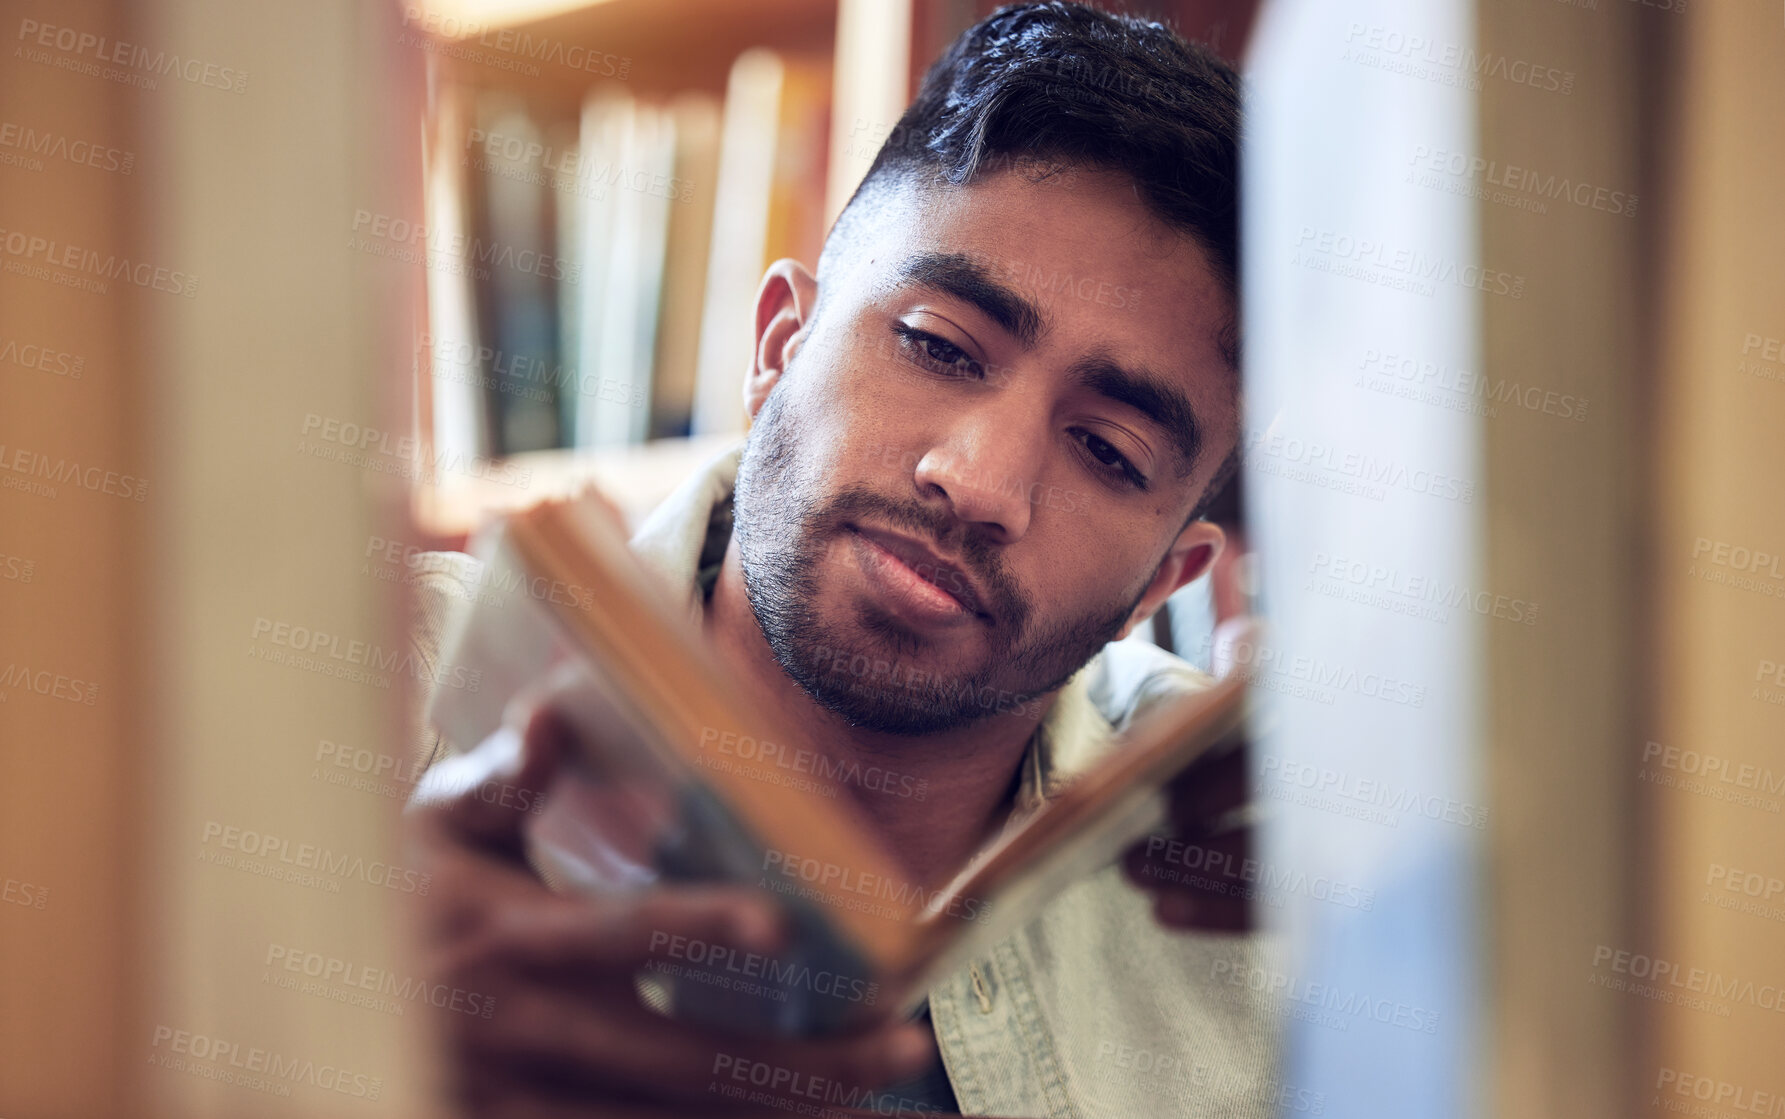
[405, 4, 1271, 1116]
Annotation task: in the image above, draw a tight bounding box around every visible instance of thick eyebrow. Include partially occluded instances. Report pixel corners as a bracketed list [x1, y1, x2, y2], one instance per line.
[1069, 356, 1202, 474]
[896, 252, 1046, 349]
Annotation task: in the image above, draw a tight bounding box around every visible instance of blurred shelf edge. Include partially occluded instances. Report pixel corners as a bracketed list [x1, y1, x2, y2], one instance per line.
[408, 0, 916, 546]
[413, 0, 840, 100]
[413, 432, 743, 549]
[416, 0, 619, 30]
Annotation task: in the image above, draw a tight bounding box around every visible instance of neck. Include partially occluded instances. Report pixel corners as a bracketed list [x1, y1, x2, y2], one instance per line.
[704, 539, 1052, 888]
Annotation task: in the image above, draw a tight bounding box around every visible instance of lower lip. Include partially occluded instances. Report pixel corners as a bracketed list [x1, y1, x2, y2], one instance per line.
[846, 530, 978, 625]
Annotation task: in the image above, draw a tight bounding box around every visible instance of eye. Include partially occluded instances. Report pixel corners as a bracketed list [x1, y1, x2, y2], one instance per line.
[891, 324, 985, 380]
[1073, 429, 1149, 491]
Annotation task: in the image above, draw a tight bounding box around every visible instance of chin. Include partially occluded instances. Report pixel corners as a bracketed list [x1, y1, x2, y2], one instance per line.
[780, 631, 1029, 735]
[804, 674, 1004, 736]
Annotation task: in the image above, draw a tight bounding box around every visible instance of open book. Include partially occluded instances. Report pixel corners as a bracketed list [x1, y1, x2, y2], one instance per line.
[427, 492, 1247, 1036]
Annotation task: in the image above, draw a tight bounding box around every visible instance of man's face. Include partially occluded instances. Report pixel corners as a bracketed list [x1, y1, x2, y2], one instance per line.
[733, 166, 1239, 734]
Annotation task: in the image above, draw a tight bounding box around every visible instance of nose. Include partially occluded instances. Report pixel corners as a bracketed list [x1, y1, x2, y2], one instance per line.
[911, 404, 1044, 543]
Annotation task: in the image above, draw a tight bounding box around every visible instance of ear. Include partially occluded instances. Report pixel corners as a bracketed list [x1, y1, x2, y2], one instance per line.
[1116, 520, 1226, 641]
[743, 258, 819, 420]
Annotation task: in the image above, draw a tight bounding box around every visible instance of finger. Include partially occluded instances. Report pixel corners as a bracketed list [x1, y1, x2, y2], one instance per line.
[1123, 826, 1254, 934]
[463, 1073, 708, 1119]
[472, 1069, 897, 1119]
[492, 886, 789, 974]
[1166, 743, 1249, 833]
[480, 990, 936, 1106]
[1152, 888, 1252, 933]
[411, 704, 570, 858]
[1121, 826, 1247, 891]
[465, 1044, 922, 1119]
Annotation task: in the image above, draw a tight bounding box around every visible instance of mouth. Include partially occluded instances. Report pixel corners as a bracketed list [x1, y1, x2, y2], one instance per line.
[845, 524, 990, 622]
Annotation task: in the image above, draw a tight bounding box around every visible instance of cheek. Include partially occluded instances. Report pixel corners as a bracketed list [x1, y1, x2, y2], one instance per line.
[819, 313, 956, 413]
[793, 327, 911, 433]
[810, 365, 938, 479]
[766, 373, 862, 481]
[1014, 525, 1156, 610]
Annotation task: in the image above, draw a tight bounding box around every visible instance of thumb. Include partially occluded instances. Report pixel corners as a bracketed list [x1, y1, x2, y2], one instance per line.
[408, 702, 568, 857]
[1211, 615, 1264, 680]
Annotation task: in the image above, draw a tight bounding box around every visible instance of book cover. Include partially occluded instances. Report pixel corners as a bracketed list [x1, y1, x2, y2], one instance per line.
[426, 492, 1248, 1036]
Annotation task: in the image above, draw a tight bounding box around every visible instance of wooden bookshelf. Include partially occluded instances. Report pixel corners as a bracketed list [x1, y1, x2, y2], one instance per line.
[414, 431, 742, 548]
[424, 0, 839, 103]
[406, 0, 897, 539]
[400, 0, 1252, 547]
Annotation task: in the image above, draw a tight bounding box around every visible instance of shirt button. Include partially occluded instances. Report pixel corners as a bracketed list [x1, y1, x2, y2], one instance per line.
[969, 963, 995, 1013]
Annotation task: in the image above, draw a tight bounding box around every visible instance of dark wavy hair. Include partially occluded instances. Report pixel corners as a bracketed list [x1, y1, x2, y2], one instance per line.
[823, 2, 1243, 517]
[827, 1, 1241, 365]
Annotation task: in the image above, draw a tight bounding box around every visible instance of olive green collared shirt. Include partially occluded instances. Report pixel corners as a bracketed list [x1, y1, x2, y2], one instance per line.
[406, 445, 1278, 1119]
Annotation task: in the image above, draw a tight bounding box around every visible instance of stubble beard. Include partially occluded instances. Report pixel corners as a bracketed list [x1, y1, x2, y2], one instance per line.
[731, 384, 1144, 736]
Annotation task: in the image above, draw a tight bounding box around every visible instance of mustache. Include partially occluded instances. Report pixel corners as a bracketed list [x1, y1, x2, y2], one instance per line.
[810, 485, 1032, 632]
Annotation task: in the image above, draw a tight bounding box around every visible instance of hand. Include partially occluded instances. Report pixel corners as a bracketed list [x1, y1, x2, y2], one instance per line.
[403, 703, 938, 1118]
[1121, 735, 1255, 934]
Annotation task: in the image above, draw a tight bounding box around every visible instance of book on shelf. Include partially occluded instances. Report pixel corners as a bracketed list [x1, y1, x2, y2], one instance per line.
[691, 49, 832, 437]
[566, 87, 674, 449]
[426, 489, 1250, 1037]
[471, 98, 563, 453]
[418, 44, 833, 479]
[648, 93, 722, 440]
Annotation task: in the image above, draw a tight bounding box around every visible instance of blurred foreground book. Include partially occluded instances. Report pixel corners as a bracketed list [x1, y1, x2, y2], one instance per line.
[427, 491, 1247, 1035]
